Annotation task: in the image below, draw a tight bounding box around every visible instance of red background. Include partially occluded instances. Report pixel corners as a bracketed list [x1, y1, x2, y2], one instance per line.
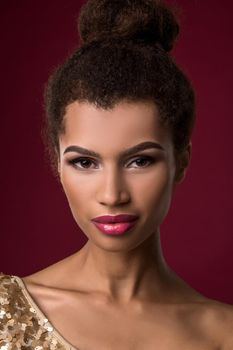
[0, 1, 232, 303]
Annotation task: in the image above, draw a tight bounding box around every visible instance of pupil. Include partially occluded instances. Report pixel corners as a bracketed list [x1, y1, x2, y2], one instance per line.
[137, 159, 146, 166]
[82, 160, 91, 167]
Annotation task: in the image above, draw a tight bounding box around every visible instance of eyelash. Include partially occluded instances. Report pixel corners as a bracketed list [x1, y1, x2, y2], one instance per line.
[67, 155, 156, 170]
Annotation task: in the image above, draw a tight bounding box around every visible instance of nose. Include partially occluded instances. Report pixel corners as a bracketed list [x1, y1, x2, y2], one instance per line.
[96, 165, 130, 207]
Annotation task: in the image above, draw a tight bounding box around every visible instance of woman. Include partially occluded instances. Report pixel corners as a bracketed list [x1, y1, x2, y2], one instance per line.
[1, 0, 233, 349]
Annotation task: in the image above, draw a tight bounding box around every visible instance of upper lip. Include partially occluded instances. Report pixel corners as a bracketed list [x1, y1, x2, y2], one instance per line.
[91, 214, 139, 223]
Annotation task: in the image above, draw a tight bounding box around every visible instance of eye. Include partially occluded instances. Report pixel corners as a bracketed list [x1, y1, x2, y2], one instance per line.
[67, 155, 156, 170]
[67, 157, 98, 170]
[128, 156, 155, 168]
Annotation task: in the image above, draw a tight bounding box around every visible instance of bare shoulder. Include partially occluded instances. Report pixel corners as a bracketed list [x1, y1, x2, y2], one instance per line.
[21, 253, 86, 318]
[209, 300, 233, 349]
[192, 298, 233, 349]
[22, 251, 79, 289]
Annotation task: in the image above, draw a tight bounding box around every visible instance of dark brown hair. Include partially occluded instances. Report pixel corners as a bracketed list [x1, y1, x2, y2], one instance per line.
[43, 0, 196, 179]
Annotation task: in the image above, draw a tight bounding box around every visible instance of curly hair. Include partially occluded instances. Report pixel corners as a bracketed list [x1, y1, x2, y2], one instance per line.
[43, 0, 196, 179]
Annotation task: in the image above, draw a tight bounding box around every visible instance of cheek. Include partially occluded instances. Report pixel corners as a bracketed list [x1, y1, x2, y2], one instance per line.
[132, 165, 174, 222]
[60, 172, 91, 223]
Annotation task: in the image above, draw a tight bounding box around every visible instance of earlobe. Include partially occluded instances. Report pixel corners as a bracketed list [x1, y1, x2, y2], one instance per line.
[57, 162, 61, 182]
[174, 142, 192, 184]
[57, 162, 65, 190]
[55, 147, 61, 176]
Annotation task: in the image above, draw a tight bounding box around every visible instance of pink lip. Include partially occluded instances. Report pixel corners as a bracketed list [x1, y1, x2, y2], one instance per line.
[91, 214, 139, 223]
[92, 220, 138, 235]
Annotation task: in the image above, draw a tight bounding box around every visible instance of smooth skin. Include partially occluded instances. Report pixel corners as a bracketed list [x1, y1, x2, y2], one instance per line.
[23, 100, 233, 350]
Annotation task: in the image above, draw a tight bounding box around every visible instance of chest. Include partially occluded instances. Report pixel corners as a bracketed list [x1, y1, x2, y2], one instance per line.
[43, 296, 218, 350]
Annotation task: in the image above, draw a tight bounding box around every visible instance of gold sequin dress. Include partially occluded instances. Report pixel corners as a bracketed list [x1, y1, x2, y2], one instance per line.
[0, 272, 79, 350]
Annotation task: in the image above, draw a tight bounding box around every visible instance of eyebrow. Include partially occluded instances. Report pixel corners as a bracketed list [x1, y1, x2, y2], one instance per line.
[63, 141, 165, 158]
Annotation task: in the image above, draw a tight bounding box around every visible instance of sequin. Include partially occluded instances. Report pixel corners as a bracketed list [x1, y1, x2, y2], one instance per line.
[0, 272, 76, 349]
[0, 311, 6, 319]
[0, 344, 10, 349]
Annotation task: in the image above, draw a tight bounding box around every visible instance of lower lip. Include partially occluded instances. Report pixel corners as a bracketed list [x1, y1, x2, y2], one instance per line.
[92, 220, 138, 235]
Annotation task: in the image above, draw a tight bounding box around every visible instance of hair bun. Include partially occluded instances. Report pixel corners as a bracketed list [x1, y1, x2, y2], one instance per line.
[78, 0, 179, 52]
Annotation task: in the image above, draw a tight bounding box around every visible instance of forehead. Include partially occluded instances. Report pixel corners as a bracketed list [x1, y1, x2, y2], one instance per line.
[59, 100, 172, 151]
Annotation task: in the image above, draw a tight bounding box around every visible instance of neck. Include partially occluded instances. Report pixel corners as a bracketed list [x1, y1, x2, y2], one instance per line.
[76, 228, 174, 304]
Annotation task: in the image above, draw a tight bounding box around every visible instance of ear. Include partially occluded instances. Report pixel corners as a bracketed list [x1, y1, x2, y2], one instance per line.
[57, 160, 61, 175]
[173, 142, 192, 184]
[54, 147, 61, 176]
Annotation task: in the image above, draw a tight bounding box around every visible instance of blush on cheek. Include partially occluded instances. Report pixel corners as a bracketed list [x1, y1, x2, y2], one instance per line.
[147, 176, 174, 227]
[61, 179, 92, 230]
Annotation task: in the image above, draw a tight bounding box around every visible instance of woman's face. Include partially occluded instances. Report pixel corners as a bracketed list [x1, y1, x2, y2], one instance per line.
[58, 100, 183, 251]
